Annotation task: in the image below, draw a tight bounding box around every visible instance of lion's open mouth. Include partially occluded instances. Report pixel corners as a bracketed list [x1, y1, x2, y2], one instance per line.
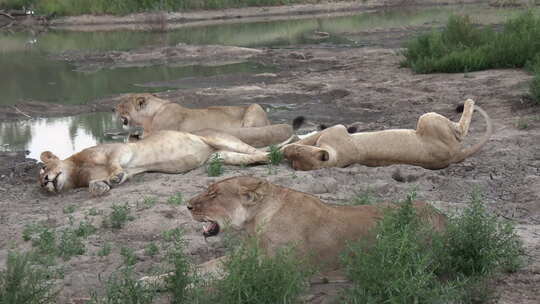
[203, 221, 219, 238]
[121, 116, 129, 126]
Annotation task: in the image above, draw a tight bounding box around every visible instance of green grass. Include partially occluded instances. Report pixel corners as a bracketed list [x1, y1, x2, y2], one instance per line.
[89, 266, 157, 304]
[207, 236, 311, 304]
[348, 189, 377, 205]
[162, 229, 197, 303]
[0, 251, 58, 304]
[342, 192, 524, 303]
[167, 192, 184, 205]
[136, 196, 157, 210]
[401, 12, 540, 102]
[97, 242, 112, 257]
[103, 203, 134, 229]
[144, 242, 159, 257]
[1, 0, 328, 16]
[62, 205, 77, 214]
[120, 247, 137, 266]
[57, 228, 85, 260]
[207, 154, 224, 177]
[530, 54, 540, 101]
[267, 144, 284, 165]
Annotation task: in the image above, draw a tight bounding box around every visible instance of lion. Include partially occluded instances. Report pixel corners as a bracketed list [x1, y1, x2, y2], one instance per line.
[114, 93, 302, 147]
[38, 131, 270, 196]
[188, 176, 446, 273]
[282, 99, 493, 171]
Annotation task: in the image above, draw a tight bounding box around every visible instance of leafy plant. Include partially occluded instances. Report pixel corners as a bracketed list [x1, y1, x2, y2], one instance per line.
[267, 144, 284, 165]
[103, 203, 134, 229]
[0, 251, 58, 304]
[207, 154, 224, 177]
[167, 192, 184, 205]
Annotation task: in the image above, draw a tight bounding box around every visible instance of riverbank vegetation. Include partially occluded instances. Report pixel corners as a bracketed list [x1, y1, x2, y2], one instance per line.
[401, 12, 540, 102]
[1, 0, 330, 15]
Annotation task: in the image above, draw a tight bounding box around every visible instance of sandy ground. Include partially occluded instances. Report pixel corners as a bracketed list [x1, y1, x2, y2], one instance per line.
[1, 5, 540, 304]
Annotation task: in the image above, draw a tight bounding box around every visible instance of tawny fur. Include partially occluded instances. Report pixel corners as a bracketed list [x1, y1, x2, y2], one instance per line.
[38, 131, 269, 196]
[283, 99, 493, 171]
[187, 176, 446, 273]
[115, 93, 295, 147]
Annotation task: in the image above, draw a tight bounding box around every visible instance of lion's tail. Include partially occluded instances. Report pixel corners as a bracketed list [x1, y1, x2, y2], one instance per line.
[453, 105, 493, 164]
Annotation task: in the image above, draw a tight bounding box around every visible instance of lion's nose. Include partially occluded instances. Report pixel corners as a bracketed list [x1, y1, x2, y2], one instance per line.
[186, 204, 193, 210]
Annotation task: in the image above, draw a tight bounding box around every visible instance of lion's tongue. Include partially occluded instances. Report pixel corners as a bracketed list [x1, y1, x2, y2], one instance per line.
[203, 222, 219, 237]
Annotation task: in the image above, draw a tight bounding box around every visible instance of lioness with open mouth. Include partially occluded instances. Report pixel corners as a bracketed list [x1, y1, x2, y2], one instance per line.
[38, 131, 269, 196]
[188, 176, 445, 274]
[283, 99, 493, 171]
[114, 93, 302, 147]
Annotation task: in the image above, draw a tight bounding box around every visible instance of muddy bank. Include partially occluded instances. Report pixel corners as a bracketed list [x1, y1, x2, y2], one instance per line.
[1, 42, 539, 303]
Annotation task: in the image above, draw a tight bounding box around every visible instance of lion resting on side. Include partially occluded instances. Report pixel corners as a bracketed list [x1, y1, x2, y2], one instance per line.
[38, 131, 270, 196]
[187, 176, 446, 273]
[283, 99, 493, 171]
[114, 93, 300, 147]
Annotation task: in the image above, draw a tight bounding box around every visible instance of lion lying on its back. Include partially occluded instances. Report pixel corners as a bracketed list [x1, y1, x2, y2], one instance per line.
[114, 93, 302, 147]
[283, 99, 493, 171]
[39, 131, 270, 196]
[187, 176, 446, 272]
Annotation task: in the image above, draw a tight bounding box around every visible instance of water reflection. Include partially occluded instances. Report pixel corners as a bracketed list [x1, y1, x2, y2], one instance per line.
[0, 112, 119, 160]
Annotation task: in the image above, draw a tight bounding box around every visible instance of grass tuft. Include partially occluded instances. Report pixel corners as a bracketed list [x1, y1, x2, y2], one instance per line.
[267, 144, 284, 165]
[207, 154, 224, 177]
[167, 192, 184, 205]
[103, 203, 134, 229]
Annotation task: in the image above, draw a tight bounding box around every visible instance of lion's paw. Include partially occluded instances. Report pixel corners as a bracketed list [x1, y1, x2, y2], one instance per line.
[89, 181, 111, 196]
[109, 172, 127, 185]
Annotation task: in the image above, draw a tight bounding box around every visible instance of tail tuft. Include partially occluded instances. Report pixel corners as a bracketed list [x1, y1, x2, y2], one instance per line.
[347, 126, 358, 134]
[455, 103, 464, 113]
[292, 116, 306, 130]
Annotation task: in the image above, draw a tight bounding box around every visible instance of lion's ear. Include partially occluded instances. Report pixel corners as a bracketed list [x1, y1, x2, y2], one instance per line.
[40, 151, 59, 163]
[238, 180, 268, 206]
[135, 96, 147, 110]
[317, 150, 329, 162]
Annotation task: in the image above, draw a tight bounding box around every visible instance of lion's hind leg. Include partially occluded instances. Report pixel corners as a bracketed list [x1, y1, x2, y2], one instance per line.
[242, 104, 270, 127]
[453, 98, 475, 140]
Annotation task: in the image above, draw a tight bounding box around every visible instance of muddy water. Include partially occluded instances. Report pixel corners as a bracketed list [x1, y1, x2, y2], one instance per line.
[2, 3, 536, 160]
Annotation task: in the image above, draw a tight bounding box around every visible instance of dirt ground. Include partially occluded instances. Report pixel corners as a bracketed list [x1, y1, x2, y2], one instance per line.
[1, 4, 540, 304]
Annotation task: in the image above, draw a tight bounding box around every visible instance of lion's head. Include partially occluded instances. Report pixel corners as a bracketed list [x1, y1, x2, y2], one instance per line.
[38, 151, 73, 193]
[187, 176, 270, 238]
[282, 144, 331, 171]
[114, 93, 164, 128]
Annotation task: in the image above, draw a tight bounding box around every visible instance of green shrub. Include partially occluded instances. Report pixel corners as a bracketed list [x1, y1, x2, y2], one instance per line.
[57, 229, 85, 260]
[163, 230, 196, 303]
[348, 189, 377, 205]
[120, 247, 137, 266]
[62, 205, 77, 214]
[144, 242, 159, 257]
[342, 191, 525, 303]
[342, 193, 456, 303]
[2, 0, 321, 16]
[103, 203, 134, 229]
[402, 12, 540, 101]
[208, 236, 311, 304]
[207, 154, 224, 177]
[0, 251, 58, 304]
[437, 192, 524, 277]
[89, 267, 157, 304]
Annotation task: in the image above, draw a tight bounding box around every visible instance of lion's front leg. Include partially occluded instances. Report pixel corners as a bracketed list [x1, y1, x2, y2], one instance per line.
[88, 180, 111, 196]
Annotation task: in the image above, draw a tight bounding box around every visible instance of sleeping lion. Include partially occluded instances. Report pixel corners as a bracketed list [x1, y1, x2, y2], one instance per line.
[114, 93, 302, 147]
[38, 131, 269, 196]
[283, 99, 493, 171]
